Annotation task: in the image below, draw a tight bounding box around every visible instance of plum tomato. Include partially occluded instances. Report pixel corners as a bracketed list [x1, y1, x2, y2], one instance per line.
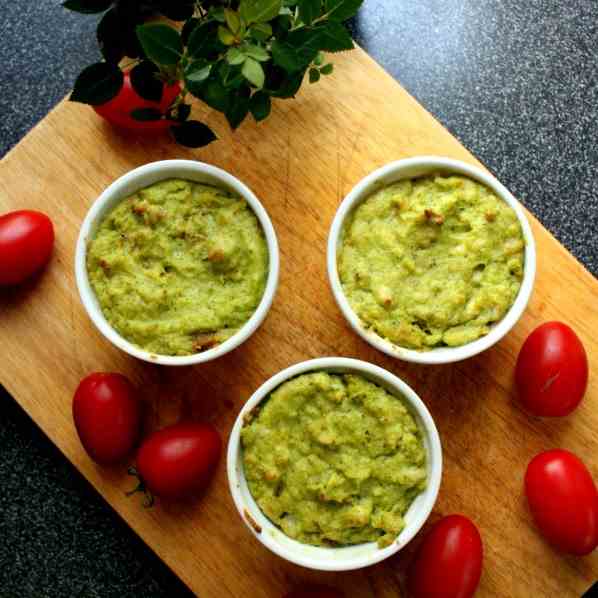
[93, 71, 180, 132]
[515, 322, 588, 417]
[73, 372, 141, 465]
[408, 514, 483, 598]
[0, 210, 54, 285]
[525, 449, 598, 555]
[134, 422, 221, 500]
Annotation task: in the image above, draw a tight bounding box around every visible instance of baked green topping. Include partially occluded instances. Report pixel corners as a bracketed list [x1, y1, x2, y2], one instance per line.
[339, 174, 525, 349]
[242, 372, 427, 548]
[87, 178, 268, 355]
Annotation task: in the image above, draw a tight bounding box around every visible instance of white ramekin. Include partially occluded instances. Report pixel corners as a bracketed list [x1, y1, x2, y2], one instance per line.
[227, 357, 442, 571]
[327, 156, 536, 364]
[75, 159, 279, 366]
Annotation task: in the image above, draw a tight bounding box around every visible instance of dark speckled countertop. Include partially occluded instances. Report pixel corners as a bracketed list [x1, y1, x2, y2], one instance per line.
[0, 1, 596, 596]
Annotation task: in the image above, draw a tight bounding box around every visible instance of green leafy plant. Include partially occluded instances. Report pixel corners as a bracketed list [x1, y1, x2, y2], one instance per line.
[66, 0, 363, 147]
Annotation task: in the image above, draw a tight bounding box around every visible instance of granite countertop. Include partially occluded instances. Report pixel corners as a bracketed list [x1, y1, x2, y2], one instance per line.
[1, 1, 596, 596]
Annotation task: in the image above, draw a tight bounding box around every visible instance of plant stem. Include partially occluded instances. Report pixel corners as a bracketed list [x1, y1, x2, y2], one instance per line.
[120, 58, 141, 71]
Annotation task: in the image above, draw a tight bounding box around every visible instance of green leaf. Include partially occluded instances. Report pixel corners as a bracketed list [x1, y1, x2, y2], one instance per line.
[239, 0, 282, 24]
[314, 21, 353, 51]
[227, 48, 247, 66]
[184, 61, 212, 95]
[200, 79, 230, 112]
[289, 27, 325, 54]
[181, 17, 200, 45]
[188, 22, 225, 60]
[324, 0, 363, 21]
[136, 24, 182, 66]
[242, 57, 265, 88]
[218, 62, 246, 89]
[171, 121, 217, 148]
[244, 44, 270, 61]
[271, 41, 300, 72]
[130, 107, 163, 121]
[218, 25, 236, 45]
[225, 87, 251, 129]
[271, 72, 304, 98]
[271, 28, 321, 72]
[209, 7, 226, 22]
[298, 0, 321, 25]
[225, 9, 241, 34]
[130, 61, 163, 102]
[175, 103, 191, 122]
[96, 8, 126, 64]
[309, 67, 320, 83]
[62, 0, 112, 14]
[313, 51, 324, 66]
[249, 91, 271, 121]
[186, 61, 212, 83]
[272, 13, 293, 37]
[320, 62, 334, 75]
[70, 62, 123, 105]
[249, 23, 273, 41]
[266, 67, 305, 98]
[112, 4, 143, 59]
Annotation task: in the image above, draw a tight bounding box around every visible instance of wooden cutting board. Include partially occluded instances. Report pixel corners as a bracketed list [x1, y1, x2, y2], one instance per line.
[0, 47, 596, 597]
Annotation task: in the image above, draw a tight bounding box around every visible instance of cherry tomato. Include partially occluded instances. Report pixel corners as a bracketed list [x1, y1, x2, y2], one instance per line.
[0, 210, 54, 285]
[408, 515, 483, 598]
[135, 422, 221, 499]
[73, 373, 141, 465]
[515, 322, 588, 417]
[525, 449, 598, 555]
[283, 586, 344, 598]
[93, 71, 180, 132]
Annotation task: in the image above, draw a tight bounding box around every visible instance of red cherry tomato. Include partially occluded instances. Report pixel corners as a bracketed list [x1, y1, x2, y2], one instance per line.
[283, 586, 344, 598]
[93, 71, 180, 132]
[525, 449, 598, 555]
[408, 515, 483, 598]
[135, 422, 221, 499]
[73, 373, 141, 465]
[0, 210, 54, 285]
[515, 322, 588, 417]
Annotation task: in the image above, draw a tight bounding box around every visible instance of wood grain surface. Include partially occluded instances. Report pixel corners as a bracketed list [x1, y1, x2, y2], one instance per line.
[0, 48, 596, 597]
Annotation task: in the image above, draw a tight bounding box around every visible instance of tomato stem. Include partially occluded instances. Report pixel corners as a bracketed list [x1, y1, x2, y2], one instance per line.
[125, 466, 155, 508]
